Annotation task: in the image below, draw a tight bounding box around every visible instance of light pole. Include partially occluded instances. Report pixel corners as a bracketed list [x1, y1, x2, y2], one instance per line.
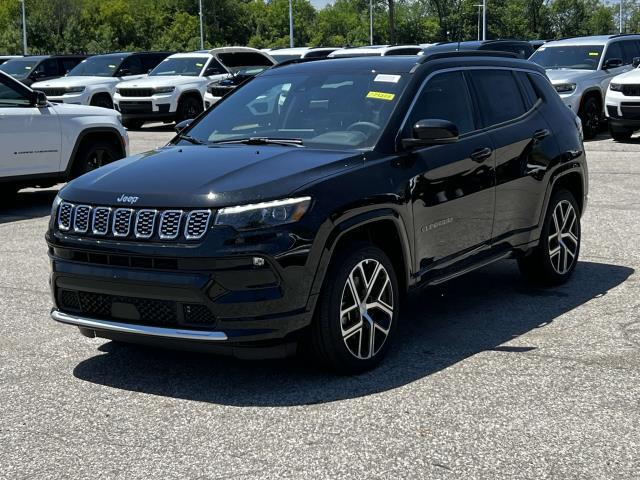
[369, 0, 373, 45]
[198, 0, 204, 49]
[482, 0, 487, 41]
[475, 4, 482, 41]
[20, 0, 27, 55]
[289, 0, 294, 48]
[619, 0, 623, 34]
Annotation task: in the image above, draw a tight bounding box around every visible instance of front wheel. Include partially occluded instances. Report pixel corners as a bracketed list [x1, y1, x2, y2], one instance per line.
[71, 140, 121, 178]
[518, 189, 581, 285]
[310, 244, 399, 373]
[176, 96, 203, 123]
[579, 96, 601, 140]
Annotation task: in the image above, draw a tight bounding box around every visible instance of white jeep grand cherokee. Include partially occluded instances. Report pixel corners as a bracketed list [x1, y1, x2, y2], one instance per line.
[113, 47, 275, 129]
[0, 71, 128, 201]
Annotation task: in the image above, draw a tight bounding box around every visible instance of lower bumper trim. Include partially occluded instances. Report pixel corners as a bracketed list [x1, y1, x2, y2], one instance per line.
[51, 309, 228, 341]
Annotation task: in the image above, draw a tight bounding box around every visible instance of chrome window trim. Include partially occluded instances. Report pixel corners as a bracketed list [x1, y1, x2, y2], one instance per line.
[72, 205, 92, 234]
[112, 208, 134, 238]
[134, 209, 158, 239]
[91, 207, 112, 236]
[159, 210, 183, 240]
[57, 202, 75, 231]
[184, 209, 212, 240]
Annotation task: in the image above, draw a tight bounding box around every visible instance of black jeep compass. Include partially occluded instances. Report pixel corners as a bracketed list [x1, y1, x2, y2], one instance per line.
[47, 53, 588, 372]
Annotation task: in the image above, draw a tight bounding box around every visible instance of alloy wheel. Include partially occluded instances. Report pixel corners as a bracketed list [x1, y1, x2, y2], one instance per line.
[340, 258, 394, 360]
[548, 200, 579, 275]
[86, 148, 112, 173]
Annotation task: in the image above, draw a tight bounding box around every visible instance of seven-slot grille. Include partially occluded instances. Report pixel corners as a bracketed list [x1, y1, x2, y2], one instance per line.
[621, 84, 640, 97]
[118, 88, 155, 97]
[39, 87, 67, 97]
[57, 202, 212, 241]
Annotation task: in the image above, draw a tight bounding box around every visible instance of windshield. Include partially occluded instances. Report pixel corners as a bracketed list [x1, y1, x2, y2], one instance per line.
[530, 45, 604, 70]
[67, 56, 125, 77]
[150, 57, 206, 76]
[184, 71, 408, 150]
[0, 59, 39, 78]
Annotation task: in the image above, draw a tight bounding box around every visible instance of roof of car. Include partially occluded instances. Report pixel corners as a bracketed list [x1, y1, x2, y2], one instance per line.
[329, 45, 422, 57]
[545, 34, 640, 46]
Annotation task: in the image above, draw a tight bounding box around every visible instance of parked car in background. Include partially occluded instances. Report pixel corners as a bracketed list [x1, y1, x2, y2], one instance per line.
[0, 71, 128, 202]
[0, 55, 22, 65]
[31, 52, 171, 109]
[529, 40, 547, 51]
[204, 65, 270, 108]
[420, 40, 534, 59]
[605, 58, 640, 140]
[48, 53, 587, 372]
[530, 34, 640, 139]
[269, 47, 339, 63]
[0, 55, 86, 86]
[113, 47, 275, 129]
[329, 45, 423, 57]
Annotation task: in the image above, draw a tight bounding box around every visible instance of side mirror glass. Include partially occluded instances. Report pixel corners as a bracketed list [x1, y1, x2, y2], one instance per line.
[402, 119, 459, 148]
[633, 56, 640, 68]
[175, 119, 192, 133]
[603, 58, 623, 70]
[30, 90, 48, 108]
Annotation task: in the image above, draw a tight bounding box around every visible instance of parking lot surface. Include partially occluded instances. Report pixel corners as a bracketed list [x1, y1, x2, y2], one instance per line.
[1, 127, 639, 479]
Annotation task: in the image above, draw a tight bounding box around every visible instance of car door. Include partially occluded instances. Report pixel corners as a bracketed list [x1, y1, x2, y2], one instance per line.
[0, 75, 61, 178]
[467, 68, 557, 246]
[407, 70, 495, 271]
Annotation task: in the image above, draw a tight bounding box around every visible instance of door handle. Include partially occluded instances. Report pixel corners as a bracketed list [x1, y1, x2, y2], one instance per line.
[533, 128, 550, 141]
[470, 147, 492, 162]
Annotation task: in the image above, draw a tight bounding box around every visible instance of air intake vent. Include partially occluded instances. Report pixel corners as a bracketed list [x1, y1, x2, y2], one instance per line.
[92, 207, 111, 235]
[57, 202, 74, 231]
[134, 209, 157, 239]
[73, 205, 92, 233]
[185, 210, 211, 240]
[159, 211, 182, 239]
[112, 209, 134, 237]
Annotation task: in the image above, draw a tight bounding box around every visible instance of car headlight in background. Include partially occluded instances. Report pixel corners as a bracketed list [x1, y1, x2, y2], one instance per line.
[65, 86, 86, 93]
[154, 86, 175, 94]
[215, 197, 312, 230]
[609, 83, 622, 92]
[553, 83, 576, 94]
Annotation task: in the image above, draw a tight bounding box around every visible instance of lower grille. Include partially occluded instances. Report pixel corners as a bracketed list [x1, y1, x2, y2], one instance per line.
[119, 101, 153, 113]
[119, 88, 154, 97]
[620, 102, 640, 120]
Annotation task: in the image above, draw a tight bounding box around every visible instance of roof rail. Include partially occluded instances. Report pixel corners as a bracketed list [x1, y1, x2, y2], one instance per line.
[418, 50, 518, 64]
[270, 56, 329, 69]
[610, 33, 640, 39]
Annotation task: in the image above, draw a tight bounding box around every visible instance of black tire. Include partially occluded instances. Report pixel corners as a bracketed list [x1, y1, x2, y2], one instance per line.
[310, 243, 400, 373]
[90, 94, 113, 109]
[609, 124, 633, 141]
[122, 119, 144, 130]
[71, 140, 121, 179]
[579, 96, 601, 140]
[176, 95, 203, 124]
[518, 189, 581, 286]
[0, 183, 18, 206]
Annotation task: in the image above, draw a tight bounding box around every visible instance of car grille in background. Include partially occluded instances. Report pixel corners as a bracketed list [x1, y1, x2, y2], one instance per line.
[58, 289, 217, 328]
[118, 88, 155, 97]
[621, 84, 640, 96]
[208, 85, 235, 97]
[39, 87, 67, 97]
[57, 202, 212, 242]
[118, 101, 152, 114]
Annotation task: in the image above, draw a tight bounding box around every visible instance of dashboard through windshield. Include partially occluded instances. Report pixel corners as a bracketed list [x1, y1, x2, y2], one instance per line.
[530, 45, 604, 70]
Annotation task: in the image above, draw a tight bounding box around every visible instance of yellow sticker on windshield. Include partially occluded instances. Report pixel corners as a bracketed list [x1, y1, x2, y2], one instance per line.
[367, 91, 395, 101]
[196, 63, 204, 67]
[108, 64, 116, 68]
[588, 52, 599, 56]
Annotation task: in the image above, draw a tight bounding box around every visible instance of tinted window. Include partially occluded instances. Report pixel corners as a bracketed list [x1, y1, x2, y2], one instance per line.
[530, 45, 603, 70]
[470, 70, 526, 126]
[603, 42, 623, 63]
[408, 71, 475, 135]
[141, 54, 168, 73]
[68, 55, 126, 77]
[118, 56, 143, 76]
[150, 57, 207, 76]
[35, 59, 59, 77]
[204, 59, 227, 76]
[619, 41, 640, 65]
[516, 71, 539, 108]
[0, 76, 30, 107]
[59, 58, 82, 74]
[384, 48, 421, 56]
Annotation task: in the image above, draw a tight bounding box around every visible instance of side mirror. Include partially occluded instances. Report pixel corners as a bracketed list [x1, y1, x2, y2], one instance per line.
[603, 58, 623, 70]
[633, 57, 640, 68]
[175, 119, 192, 133]
[30, 90, 48, 108]
[118, 68, 131, 77]
[401, 119, 459, 148]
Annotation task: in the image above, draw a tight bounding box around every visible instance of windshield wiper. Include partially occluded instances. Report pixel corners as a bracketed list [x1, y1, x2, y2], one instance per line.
[210, 137, 304, 147]
[176, 133, 205, 145]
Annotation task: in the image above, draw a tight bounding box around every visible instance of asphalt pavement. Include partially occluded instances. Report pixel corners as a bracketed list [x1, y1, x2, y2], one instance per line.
[0, 126, 638, 479]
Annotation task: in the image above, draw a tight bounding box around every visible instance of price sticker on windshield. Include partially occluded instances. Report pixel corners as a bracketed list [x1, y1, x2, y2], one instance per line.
[367, 91, 395, 101]
[588, 52, 600, 56]
[374, 74, 401, 83]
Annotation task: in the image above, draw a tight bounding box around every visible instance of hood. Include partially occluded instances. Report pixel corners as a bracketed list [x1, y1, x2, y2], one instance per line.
[610, 68, 640, 84]
[49, 102, 120, 118]
[60, 144, 362, 208]
[32, 76, 116, 88]
[117, 75, 208, 88]
[545, 68, 598, 84]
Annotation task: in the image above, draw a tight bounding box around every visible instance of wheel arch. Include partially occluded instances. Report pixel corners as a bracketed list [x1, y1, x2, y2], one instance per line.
[579, 88, 603, 114]
[64, 127, 127, 179]
[89, 91, 114, 106]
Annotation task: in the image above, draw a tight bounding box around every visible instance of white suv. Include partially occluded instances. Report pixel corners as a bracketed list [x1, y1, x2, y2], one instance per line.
[605, 59, 640, 140]
[113, 47, 275, 129]
[0, 71, 128, 201]
[31, 52, 170, 109]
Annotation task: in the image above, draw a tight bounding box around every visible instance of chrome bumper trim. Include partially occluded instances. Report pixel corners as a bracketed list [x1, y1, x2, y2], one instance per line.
[51, 310, 228, 341]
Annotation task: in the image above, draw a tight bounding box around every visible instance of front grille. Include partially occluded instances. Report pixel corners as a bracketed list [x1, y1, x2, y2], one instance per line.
[58, 289, 217, 329]
[118, 88, 155, 97]
[118, 101, 152, 114]
[208, 85, 235, 97]
[621, 84, 640, 96]
[57, 202, 212, 242]
[39, 87, 66, 97]
[620, 102, 640, 120]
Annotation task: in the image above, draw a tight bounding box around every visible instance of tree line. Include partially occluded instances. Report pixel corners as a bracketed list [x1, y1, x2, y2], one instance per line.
[1, 0, 640, 55]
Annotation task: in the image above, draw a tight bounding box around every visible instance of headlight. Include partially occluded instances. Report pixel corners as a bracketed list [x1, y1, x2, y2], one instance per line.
[215, 197, 312, 230]
[554, 83, 576, 94]
[66, 86, 86, 93]
[154, 86, 175, 94]
[50, 194, 62, 228]
[609, 83, 622, 92]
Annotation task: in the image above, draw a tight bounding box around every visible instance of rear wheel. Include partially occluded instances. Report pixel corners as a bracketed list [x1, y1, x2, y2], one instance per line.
[176, 95, 203, 124]
[71, 140, 121, 178]
[310, 243, 399, 373]
[579, 96, 601, 140]
[518, 189, 581, 285]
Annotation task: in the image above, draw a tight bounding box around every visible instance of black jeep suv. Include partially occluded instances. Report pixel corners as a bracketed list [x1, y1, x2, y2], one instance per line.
[47, 53, 588, 372]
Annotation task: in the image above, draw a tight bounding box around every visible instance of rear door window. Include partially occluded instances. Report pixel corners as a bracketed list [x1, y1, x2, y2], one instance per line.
[469, 70, 526, 126]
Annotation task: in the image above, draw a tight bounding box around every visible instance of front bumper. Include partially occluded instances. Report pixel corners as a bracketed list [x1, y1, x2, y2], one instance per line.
[45, 91, 90, 105]
[114, 94, 179, 121]
[557, 91, 582, 112]
[605, 89, 640, 129]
